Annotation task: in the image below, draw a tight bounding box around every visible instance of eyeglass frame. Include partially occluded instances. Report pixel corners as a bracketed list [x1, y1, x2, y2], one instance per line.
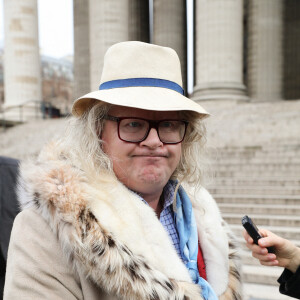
[104, 115, 189, 144]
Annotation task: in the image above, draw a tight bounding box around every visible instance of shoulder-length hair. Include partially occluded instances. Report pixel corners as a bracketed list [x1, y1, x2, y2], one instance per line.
[62, 101, 209, 189]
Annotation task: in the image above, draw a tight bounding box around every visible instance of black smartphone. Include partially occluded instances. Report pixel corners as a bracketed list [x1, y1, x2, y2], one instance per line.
[241, 215, 274, 253]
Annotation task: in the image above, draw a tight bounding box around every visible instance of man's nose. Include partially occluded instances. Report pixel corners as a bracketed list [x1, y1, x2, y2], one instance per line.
[140, 128, 163, 148]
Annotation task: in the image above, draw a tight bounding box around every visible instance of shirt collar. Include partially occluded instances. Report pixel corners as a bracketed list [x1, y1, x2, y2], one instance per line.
[162, 180, 177, 209]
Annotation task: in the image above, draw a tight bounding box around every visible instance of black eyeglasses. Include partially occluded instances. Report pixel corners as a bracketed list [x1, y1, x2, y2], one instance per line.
[104, 115, 188, 144]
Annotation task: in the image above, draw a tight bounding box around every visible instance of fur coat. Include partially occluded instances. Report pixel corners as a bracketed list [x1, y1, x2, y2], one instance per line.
[4, 142, 242, 300]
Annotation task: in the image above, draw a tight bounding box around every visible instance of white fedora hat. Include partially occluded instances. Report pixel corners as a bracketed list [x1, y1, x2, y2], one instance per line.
[72, 41, 209, 119]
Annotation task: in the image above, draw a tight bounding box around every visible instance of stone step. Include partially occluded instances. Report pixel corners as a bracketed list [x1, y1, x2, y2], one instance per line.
[211, 156, 300, 166]
[210, 145, 300, 156]
[0, 118, 24, 128]
[214, 169, 300, 177]
[211, 150, 300, 160]
[242, 265, 283, 285]
[223, 213, 300, 227]
[213, 143, 300, 151]
[243, 283, 291, 300]
[211, 164, 300, 178]
[209, 186, 300, 196]
[215, 194, 300, 205]
[218, 203, 300, 216]
[231, 224, 300, 241]
[212, 157, 300, 164]
[241, 249, 264, 266]
[212, 162, 300, 171]
[210, 177, 300, 186]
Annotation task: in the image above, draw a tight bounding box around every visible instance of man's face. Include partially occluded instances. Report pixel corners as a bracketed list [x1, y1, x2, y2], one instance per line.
[101, 105, 182, 197]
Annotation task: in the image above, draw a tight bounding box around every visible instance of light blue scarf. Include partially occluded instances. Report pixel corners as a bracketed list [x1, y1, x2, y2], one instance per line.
[174, 185, 218, 300]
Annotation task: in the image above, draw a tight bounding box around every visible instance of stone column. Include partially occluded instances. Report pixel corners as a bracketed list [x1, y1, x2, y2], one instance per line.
[3, 0, 42, 121]
[283, 0, 300, 100]
[129, 0, 149, 42]
[89, 0, 129, 90]
[193, 0, 247, 101]
[247, 0, 283, 101]
[73, 0, 90, 99]
[153, 0, 187, 92]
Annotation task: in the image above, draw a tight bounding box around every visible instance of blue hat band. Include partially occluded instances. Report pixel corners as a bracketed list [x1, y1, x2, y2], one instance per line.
[99, 78, 184, 95]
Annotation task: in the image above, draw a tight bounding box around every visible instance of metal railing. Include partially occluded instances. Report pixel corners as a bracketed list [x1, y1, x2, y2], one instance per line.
[0, 100, 58, 130]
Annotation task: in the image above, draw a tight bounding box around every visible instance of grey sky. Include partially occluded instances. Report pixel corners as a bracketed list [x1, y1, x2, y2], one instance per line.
[0, 0, 74, 57]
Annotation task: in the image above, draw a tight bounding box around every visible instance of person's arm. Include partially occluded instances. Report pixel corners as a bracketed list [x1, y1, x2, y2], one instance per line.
[4, 209, 83, 300]
[243, 228, 300, 299]
[243, 228, 300, 272]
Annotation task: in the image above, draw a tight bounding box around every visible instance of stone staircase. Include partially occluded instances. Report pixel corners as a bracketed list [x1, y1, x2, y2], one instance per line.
[207, 144, 300, 300]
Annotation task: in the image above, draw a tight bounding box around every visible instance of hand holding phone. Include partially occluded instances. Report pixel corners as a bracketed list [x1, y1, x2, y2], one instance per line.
[241, 215, 275, 253]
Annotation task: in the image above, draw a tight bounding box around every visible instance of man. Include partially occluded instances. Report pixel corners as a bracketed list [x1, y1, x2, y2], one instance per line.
[4, 42, 242, 299]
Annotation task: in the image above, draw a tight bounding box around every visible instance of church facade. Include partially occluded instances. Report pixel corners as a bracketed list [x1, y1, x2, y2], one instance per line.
[2, 0, 300, 120]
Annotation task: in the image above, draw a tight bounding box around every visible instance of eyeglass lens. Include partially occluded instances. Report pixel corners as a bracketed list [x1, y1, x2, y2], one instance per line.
[119, 118, 186, 143]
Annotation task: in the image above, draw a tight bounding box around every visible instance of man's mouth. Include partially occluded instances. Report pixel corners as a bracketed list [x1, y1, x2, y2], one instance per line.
[132, 153, 168, 158]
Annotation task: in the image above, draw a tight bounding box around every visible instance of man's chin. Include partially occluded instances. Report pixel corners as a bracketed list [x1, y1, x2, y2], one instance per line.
[138, 170, 167, 184]
[128, 175, 167, 194]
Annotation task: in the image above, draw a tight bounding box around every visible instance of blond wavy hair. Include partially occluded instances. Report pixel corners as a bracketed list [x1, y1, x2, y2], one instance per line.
[62, 101, 209, 189]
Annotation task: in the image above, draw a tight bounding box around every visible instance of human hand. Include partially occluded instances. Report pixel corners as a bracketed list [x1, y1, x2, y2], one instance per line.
[243, 228, 300, 273]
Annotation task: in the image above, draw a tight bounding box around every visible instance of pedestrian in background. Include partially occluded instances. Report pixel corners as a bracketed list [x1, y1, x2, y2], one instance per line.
[0, 156, 19, 299]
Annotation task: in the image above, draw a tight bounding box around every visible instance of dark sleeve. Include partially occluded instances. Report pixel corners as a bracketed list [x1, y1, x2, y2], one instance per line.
[0, 157, 20, 299]
[0, 157, 20, 260]
[278, 266, 300, 299]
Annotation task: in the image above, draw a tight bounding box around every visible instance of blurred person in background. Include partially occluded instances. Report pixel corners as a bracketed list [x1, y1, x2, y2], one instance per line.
[0, 156, 19, 299]
[4, 41, 242, 300]
[244, 228, 300, 299]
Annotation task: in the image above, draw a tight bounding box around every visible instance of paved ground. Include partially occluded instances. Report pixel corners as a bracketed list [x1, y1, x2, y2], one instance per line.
[0, 118, 66, 160]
